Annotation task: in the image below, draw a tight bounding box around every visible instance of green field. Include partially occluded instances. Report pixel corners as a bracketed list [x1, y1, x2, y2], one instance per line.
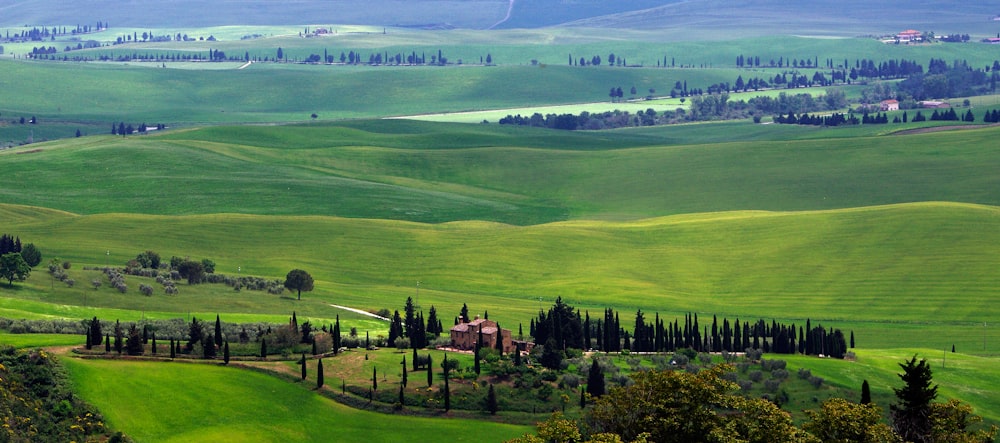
[61, 356, 530, 442]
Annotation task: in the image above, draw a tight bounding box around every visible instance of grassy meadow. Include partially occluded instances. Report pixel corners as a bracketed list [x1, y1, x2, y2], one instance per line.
[61, 356, 530, 442]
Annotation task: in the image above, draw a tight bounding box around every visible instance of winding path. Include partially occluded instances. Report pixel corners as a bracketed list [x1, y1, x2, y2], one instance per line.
[328, 304, 390, 322]
[487, 0, 515, 29]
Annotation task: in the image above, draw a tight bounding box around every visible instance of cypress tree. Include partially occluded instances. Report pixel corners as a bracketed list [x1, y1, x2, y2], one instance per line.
[402, 356, 408, 387]
[260, 339, 267, 359]
[474, 347, 481, 375]
[514, 347, 522, 366]
[214, 314, 223, 348]
[443, 355, 451, 411]
[301, 353, 307, 380]
[175, 339, 181, 356]
[312, 340, 318, 355]
[89, 317, 102, 347]
[580, 387, 586, 408]
[317, 358, 324, 388]
[372, 367, 378, 391]
[861, 379, 871, 404]
[223, 341, 230, 365]
[105, 334, 111, 353]
[586, 358, 605, 398]
[85, 329, 92, 349]
[398, 384, 405, 407]
[151, 333, 157, 355]
[170, 338, 176, 358]
[412, 347, 418, 371]
[427, 354, 433, 386]
[486, 383, 498, 415]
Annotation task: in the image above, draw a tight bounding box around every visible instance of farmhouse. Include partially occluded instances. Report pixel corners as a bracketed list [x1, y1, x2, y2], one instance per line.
[896, 30, 922, 42]
[880, 99, 899, 111]
[450, 316, 515, 354]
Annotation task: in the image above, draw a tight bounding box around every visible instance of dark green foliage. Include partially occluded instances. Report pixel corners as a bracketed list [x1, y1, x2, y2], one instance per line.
[214, 315, 223, 348]
[541, 337, 563, 370]
[0, 252, 31, 286]
[105, 334, 110, 353]
[223, 341, 230, 364]
[186, 317, 203, 352]
[427, 354, 433, 387]
[861, 379, 871, 404]
[177, 260, 205, 284]
[88, 317, 102, 347]
[317, 358, 324, 388]
[398, 385, 405, 407]
[486, 383, 498, 415]
[283, 269, 314, 300]
[587, 358, 605, 399]
[260, 338, 267, 359]
[20, 243, 41, 267]
[301, 354, 307, 380]
[125, 323, 143, 356]
[169, 338, 176, 358]
[401, 356, 408, 387]
[113, 321, 123, 354]
[891, 356, 938, 443]
[443, 354, 451, 411]
[134, 250, 160, 269]
[151, 333, 157, 355]
[202, 334, 216, 358]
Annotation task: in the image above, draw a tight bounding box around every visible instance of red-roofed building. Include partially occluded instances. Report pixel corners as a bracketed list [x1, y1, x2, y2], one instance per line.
[450, 316, 514, 353]
[897, 30, 922, 42]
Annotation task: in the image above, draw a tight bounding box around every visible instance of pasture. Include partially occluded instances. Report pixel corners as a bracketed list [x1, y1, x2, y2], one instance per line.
[60, 355, 530, 442]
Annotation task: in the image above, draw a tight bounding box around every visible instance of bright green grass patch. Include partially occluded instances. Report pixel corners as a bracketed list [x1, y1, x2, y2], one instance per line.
[5, 202, 1000, 353]
[785, 348, 1000, 425]
[61, 357, 530, 442]
[0, 332, 82, 348]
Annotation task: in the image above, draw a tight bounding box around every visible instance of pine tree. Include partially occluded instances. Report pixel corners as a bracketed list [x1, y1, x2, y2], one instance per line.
[891, 356, 938, 443]
[861, 379, 871, 404]
[317, 358, 324, 388]
[486, 383, 498, 415]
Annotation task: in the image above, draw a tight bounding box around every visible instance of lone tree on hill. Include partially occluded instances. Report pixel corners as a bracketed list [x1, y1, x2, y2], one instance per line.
[891, 355, 938, 443]
[0, 253, 31, 286]
[284, 269, 314, 300]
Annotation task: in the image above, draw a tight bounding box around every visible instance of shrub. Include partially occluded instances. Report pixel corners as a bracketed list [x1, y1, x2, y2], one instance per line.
[561, 373, 580, 389]
[61, 261, 71, 270]
[139, 284, 154, 296]
[771, 369, 789, 380]
[764, 379, 782, 392]
[797, 368, 812, 380]
[748, 370, 763, 382]
[738, 380, 753, 391]
[393, 337, 410, 350]
[808, 376, 824, 388]
[64, 279, 75, 287]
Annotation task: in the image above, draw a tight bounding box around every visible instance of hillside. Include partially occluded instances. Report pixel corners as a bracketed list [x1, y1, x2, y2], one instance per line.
[4, 201, 1000, 353]
[2, 121, 999, 224]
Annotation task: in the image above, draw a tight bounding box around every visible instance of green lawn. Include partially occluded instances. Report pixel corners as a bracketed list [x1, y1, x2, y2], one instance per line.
[61, 356, 530, 442]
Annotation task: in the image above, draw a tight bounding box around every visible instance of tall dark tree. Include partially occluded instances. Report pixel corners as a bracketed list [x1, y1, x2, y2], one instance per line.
[0, 253, 30, 286]
[126, 323, 143, 356]
[202, 334, 216, 358]
[105, 333, 111, 353]
[223, 340, 230, 365]
[113, 320, 123, 354]
[260, 338, 267, 359]
[89, 317, 103, 347]
[169, 338, 176, 358]
[372, 367, 378, 391]
[283, 269, 314, 300]
[460, 303, 469, 323]
[427, 354, 433, 387]
[891, 356, 938, 443]
[186, 317, 203, 352]
[541, 336, 563, 370]
[401, 356, 408, 387]
[214, 314, 223, 348]
[587, 358, 605, 399]
[443, 354, 451, 411]
[486, 383, 498, 415]
[404, 296, 416, 339]
[861, 379, 872, 404]
[317, 358, 324, 388]
[151, 333, 157, 355]
[300, 353, 307, 380]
